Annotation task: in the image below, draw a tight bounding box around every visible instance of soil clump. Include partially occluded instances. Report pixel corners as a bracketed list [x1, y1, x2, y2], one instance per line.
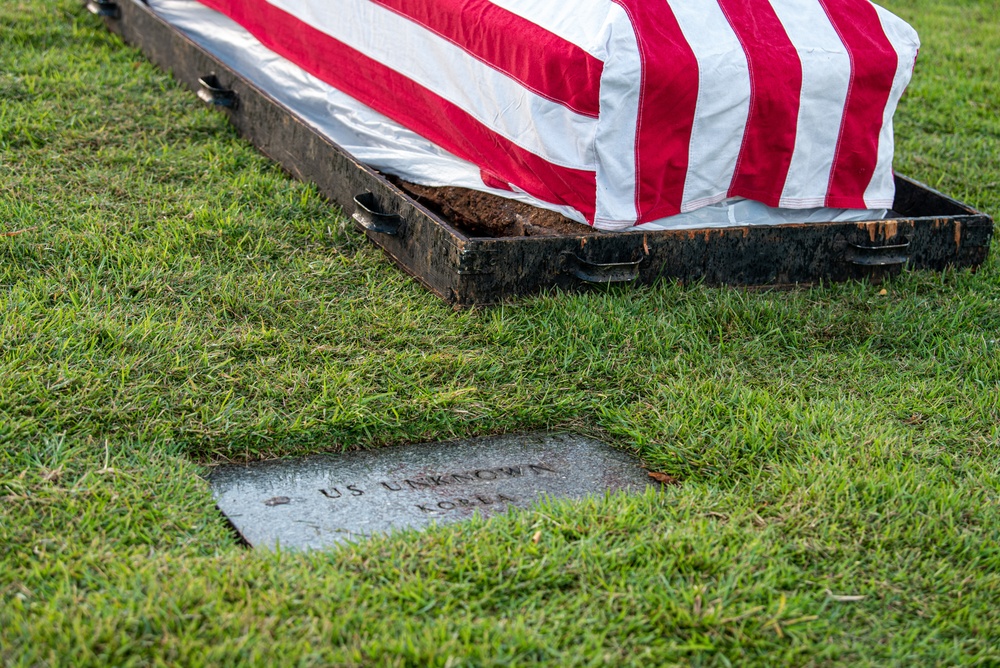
[394, 180, 602, 238]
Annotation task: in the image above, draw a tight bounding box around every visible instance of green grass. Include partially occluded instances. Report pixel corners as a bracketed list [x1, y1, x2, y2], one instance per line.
[2, 0, 999, 664]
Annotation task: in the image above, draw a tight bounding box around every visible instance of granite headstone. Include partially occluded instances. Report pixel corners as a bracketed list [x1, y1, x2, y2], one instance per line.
[209, 432, 652, 549]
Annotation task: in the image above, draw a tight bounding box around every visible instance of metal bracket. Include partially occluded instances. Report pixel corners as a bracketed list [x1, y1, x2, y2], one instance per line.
[196, 74, 238, 109]
[353, 193, 403, 236]
[846, 240, 911, 267]
[562, 252, 642, 284]
[86, 0, 120, 18]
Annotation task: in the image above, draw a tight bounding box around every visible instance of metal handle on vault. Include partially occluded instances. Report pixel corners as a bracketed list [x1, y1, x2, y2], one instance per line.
[562, 252, 642, 284]
[86, 0, 120, 18]
[353, 192, 403, 236]
[197, 74, 238, 109]
[846, 240, 911, 267]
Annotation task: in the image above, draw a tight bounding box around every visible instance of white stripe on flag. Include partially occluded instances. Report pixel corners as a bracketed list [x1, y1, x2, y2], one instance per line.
[771, 0, 851, 208]
[264, 0, 597, 171]
[485, 0, 616, 59]
[670, 0, 751, 212]
[591, 3, 641, 228]
[864, 3, 920, 209]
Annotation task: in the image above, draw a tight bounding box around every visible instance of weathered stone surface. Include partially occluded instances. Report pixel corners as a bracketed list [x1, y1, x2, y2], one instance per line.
[209, 432, 651, 549]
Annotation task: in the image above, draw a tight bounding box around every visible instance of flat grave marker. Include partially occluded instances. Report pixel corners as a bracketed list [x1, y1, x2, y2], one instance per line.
[209, 432, 652, 549]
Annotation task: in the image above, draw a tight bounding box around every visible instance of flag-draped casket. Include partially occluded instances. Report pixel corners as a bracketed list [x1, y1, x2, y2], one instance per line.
[186, 0, 920, 230]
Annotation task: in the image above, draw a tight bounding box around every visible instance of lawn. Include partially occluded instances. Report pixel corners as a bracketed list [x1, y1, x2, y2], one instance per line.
[1, 0, 998, 665]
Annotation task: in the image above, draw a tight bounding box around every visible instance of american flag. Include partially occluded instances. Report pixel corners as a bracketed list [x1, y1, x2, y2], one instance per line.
[194, 0, 919, 229]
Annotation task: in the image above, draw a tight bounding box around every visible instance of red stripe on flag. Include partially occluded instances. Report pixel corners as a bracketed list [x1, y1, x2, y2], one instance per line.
[370, 0, 602, 118]
[611, 0, 699, 221]
[819, 0, 898, 208]
[717, 0, 802, 207]
[196, 0, 598, 221]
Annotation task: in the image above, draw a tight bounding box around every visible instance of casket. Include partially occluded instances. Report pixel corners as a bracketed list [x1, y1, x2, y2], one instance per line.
[90, 0, 993, 305]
